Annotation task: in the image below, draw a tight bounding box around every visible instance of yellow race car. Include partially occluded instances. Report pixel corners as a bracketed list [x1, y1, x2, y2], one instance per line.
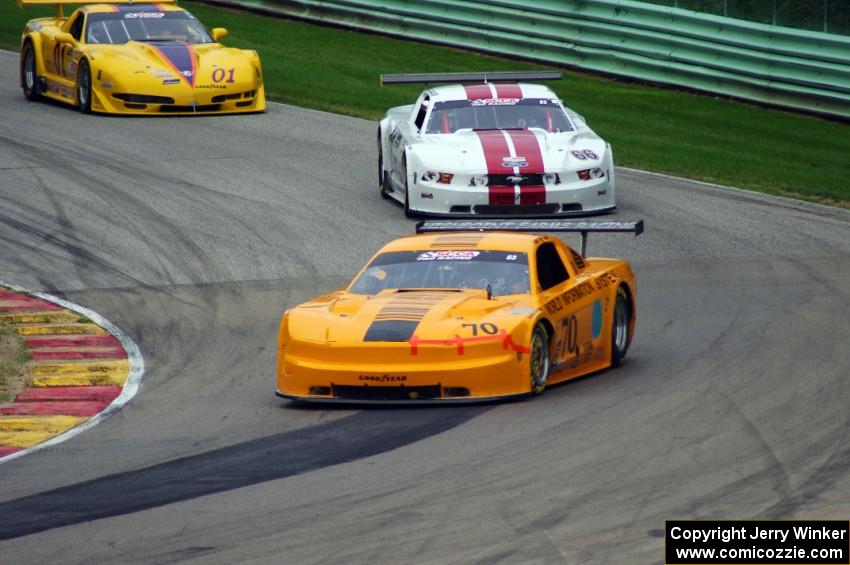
[18, 0, 265, 114]
[277, 220, 643, 403]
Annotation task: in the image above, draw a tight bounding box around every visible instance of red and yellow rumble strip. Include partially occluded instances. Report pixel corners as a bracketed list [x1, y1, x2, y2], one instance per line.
[0, 288, 128, 458]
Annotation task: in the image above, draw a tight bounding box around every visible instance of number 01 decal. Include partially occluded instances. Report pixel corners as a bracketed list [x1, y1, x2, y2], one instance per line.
[211, 68, 235, 83]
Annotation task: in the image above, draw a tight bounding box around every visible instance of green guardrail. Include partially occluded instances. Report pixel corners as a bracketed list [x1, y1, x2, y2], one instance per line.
[206, 0, 850, 119]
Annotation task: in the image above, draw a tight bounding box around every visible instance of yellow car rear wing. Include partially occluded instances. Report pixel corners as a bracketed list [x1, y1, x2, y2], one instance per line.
[18, 0, 177, 18]
[416, 219, 644, 256]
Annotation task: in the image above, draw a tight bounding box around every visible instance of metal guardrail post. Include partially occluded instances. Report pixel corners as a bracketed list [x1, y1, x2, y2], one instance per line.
[824, 0, 829, 33]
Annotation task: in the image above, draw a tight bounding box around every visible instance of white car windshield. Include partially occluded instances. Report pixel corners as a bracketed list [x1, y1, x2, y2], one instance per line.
[349, 251, 530, 296]
[425, 98, 574, 134]
[86, 12, 213, 45]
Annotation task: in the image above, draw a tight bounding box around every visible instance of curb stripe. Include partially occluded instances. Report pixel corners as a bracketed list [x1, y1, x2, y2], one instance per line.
[0, 282, 144, 465]
[13, 324, 109, 336]
[0, 302, 64, 312]
[30, 347, 127, 361]
[24, 335, 121, 348]
[30, 359, 129, 375]
[15, 386, 122, 403]
[0, 401, 112, 417]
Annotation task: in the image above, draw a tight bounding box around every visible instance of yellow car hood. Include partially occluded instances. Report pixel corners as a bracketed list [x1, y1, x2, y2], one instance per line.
[94, 41, 257, 89]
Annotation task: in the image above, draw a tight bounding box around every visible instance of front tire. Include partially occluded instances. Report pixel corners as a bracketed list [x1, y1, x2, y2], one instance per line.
[378, 129, 390, 200]
[77, 59, 92, 113]
[610, 286, 631, 367]
[21, 42, 40, 101]
[402, 155, 414, 218]
[529, 323, 550, 395]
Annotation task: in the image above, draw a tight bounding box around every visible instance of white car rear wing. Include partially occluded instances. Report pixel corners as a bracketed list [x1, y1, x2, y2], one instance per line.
[381, 71, 562, 85]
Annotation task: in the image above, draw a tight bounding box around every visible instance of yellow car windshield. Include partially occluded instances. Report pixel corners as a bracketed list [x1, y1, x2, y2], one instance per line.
[86, 12, 213, 45]
[350, 251, 530, 296]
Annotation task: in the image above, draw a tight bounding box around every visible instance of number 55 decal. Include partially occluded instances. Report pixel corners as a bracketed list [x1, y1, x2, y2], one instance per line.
[211, 68, 235, 83]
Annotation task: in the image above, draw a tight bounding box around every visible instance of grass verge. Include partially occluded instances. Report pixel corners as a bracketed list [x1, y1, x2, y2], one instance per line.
[2, 1, 849, 205]
[0, 318, 30, 408]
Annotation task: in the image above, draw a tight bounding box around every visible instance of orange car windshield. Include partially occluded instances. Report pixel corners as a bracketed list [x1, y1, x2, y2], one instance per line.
[86, 12, 213, 45]
[350, 250, 530, 296]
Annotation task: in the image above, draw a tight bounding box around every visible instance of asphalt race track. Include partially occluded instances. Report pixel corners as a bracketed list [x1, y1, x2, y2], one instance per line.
[1, 50, 849, 564]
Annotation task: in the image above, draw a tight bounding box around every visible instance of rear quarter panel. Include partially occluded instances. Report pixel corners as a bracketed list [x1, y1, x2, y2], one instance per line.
[542, 257, 635, 384]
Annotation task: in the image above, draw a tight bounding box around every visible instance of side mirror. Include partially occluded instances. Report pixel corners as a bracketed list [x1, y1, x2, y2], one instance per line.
[211, 28, 228, 42]
[55, 32, 76, 45]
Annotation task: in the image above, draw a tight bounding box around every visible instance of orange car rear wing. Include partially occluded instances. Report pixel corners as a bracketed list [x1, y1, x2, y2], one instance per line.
[18, 0, 177, 18]
[381, 71, 561, 86]
[415, 219, 644, 256]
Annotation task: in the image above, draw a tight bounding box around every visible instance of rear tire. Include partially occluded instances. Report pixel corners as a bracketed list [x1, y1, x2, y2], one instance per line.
[77, 59, 92, 113]
[21, 42, 40, 101]
[529, 323, 550, 395]
[610, 286, 631, 367]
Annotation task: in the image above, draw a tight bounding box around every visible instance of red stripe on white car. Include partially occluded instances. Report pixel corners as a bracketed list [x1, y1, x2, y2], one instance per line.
[474, 131, 515, 205]
[505, 130, 546, 205]
[463, 84, 495, 100]
[494, 84, 522, 98]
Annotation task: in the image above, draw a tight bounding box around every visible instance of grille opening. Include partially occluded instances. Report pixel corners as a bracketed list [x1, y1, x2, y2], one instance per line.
[159, 104, 222, 113]
[235, 101, 253, 107]
[560, 203, 583, 212]
[308, 386, 332, 396]
[449, 205, 472, 214]
[443, 387, 470, 398]
[473, 203, 560, 216]
[211, 93, 242, 103]
[113, 93, 174, 104]
[484, 174, 545, 186]
[123, 103, 147, 109]
[211, 91, 257, 103]
[332, 384, 441, 401]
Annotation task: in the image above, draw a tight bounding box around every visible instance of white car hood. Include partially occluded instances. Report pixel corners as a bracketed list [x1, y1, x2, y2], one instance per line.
[409, 128, 607, 173]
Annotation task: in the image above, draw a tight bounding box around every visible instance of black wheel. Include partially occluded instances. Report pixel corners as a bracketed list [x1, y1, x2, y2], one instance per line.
[21, 42, 40, 101]
[77, 59, 92, 113]
[378, 129, 390, 200]
[402, 154, 414, 218]
[611, 286, 631, 367]
[529, 323, 550, 395]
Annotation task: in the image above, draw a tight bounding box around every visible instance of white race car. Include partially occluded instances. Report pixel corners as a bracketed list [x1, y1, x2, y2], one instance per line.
[378, 71, 615, 218]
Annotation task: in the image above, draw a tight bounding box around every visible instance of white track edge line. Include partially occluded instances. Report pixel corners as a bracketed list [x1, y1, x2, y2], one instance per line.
[0, 280, 144, 465]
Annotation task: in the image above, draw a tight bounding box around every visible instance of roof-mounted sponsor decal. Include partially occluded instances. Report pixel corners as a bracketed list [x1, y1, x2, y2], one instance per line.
[417, 250, 481, 261]
[124, 12, 165, 18]
[470, 98, 520, 106]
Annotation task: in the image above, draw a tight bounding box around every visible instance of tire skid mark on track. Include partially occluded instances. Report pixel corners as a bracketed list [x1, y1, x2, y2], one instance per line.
[0, 405, 487, 540]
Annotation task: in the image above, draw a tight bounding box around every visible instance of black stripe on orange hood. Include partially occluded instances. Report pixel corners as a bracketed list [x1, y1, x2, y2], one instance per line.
[363, 292, 448, 342]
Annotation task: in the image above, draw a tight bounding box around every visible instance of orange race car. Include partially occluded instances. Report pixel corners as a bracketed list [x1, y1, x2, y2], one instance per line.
[276, 220, 643, 403]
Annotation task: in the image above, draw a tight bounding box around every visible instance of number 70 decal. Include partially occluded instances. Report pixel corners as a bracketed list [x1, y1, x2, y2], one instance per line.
[211, 68, 235, 83]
